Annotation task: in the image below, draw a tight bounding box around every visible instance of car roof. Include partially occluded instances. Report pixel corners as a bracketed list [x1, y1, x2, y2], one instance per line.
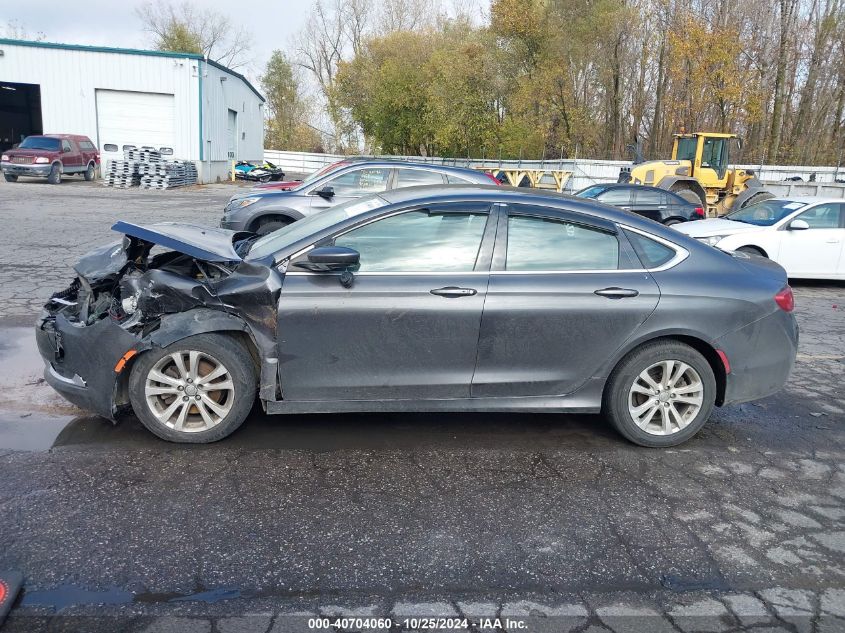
[378, 184, 677, 232]
[330, 158, 486, 177]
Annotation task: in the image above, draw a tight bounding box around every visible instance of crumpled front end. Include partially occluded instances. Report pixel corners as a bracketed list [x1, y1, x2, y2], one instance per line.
[36, 232, 240, 421]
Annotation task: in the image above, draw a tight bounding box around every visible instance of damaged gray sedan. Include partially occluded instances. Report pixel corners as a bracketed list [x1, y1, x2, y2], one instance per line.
[37, 186, 799, 446]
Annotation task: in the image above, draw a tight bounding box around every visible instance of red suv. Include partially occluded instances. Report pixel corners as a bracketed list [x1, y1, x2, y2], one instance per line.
[1, 134, 100, 184]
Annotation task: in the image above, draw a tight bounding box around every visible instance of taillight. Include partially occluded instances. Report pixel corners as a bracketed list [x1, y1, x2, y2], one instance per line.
[775, 286, 794, 312]
[483, 172, 502, 185]
[694, 207, 705, 217]
[95, 153, 100, 164]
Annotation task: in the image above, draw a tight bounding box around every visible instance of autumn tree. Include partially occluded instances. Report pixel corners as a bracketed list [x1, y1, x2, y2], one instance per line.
[262, 51, 323, 152]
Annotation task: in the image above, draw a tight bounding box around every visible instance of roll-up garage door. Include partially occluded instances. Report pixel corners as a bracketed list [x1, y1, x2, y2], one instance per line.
[96, 89, 176, 163]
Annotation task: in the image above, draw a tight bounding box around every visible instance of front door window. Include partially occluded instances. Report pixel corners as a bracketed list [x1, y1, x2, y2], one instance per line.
[334, 210, 488, 272]
[323, 168, 390, 197]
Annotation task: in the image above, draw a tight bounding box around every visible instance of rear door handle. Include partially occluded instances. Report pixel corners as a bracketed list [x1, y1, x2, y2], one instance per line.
[594, 287, 639, 299]
[430, 286, 477, 298]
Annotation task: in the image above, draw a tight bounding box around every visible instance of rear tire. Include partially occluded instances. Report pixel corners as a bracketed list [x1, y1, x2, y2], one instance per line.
[3, 174, 18, 182]
[83, 163, 95, 181]
[128, 333, 257, 444]
[603, 340, 716, 447]
[254, 217, 292, 235]
[47, 163, 62, 185]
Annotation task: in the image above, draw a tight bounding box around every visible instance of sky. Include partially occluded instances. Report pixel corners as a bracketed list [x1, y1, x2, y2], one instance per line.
[1, 0, 313, 83]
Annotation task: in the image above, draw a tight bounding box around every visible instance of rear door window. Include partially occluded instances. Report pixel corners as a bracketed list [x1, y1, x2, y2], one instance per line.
[505, 214, 620, 271]
[596, 188, 633, 206]
[634, 189, 666, 206]
[395, 169, 446, 187]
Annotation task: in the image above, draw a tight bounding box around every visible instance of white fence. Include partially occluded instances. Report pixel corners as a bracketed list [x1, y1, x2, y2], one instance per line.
[264, 149, 845, 193]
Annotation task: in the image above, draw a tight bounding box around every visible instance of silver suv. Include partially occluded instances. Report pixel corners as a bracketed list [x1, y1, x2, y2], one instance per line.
[221, 159, 499, 234]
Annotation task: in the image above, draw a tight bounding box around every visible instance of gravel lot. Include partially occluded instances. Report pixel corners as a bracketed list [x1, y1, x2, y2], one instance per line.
[0, 177, 844, 632]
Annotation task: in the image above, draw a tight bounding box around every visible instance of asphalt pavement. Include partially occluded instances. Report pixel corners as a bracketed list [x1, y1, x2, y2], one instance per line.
[0, 176, 843, 632]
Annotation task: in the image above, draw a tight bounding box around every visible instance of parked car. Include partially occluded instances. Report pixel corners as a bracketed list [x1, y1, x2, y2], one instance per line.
[37, 186, 797, 447]
[1, 134, 100, 184]
[575, 183, 703, 224]
[249, 159, 360, 193]
[221, 160, 500, 234]
[674, 196, 845, 280]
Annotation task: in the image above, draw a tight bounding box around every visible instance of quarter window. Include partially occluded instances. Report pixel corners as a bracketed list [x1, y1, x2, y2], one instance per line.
[334, 210, 488, 272]
[624, 230, 676, 268]
[324, 168, 390, 197]
[505, 215, 620, 271]
[446, 174, 471, 184]
[395, 169, 445, 187]
[795, 204, 843, 229]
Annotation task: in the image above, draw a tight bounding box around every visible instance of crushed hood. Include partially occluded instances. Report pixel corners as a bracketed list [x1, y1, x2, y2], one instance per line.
[112, 221, 248, 262]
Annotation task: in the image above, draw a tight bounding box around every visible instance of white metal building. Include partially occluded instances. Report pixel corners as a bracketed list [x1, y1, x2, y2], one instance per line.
[0, 38, 265, 183]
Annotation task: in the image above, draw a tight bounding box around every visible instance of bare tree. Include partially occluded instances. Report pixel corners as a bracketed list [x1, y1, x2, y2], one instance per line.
[2, 20, 46, 40]
[377, 0, 439, 33]
[135, 1, 252, 69]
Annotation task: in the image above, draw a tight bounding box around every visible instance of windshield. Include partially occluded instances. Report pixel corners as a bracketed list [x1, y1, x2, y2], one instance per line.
[726, 199, 808, 226]
[575, 185, 607, 198]
[18, 136, 61, 151]
[246, 194, 390, 260]
[288, 161, 350, 190]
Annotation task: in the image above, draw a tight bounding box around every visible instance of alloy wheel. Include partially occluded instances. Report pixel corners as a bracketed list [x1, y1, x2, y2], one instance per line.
[144, 351, 235, 432]
[627, 360, 704, 436]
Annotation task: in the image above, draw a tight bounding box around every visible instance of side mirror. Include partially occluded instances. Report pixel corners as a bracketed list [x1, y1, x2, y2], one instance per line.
[63, 147, 72, 153]
[788, 219, 810, 231]
[293, 246, 359, 272]
[313, 185, 335, 199]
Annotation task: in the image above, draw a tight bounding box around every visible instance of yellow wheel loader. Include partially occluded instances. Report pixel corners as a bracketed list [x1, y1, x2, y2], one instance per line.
[620, 132, 773, 217]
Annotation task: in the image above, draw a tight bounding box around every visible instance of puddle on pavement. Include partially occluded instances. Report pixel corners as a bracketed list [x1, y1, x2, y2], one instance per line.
[0, 411, 76, 451]
[0, 325, 83, 450]
[21, 585, 241, 611]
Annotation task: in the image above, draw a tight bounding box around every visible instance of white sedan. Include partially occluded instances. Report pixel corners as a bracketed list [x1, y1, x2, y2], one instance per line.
[674, 197, 845, 280]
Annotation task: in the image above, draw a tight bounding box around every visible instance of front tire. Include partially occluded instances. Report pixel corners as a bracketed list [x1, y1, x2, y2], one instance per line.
[3, 173, 18, 182]
[603, 341, 716, 447]
[47, 163, 62, 185]
[737, 245, 766, 258]
[254, 217, 292, 235]
[128, 333, 257, 443]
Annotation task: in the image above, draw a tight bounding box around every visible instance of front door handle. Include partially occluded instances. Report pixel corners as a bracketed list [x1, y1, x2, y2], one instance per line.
[594, 287, 639, 299]
[430, 286, 477, 298]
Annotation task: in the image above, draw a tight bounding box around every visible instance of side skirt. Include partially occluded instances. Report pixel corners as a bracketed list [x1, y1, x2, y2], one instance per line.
[265, 389, 604, 416]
